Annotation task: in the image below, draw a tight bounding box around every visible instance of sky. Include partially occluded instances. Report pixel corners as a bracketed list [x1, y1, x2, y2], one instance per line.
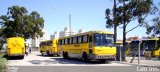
[0, 0, 159, 39]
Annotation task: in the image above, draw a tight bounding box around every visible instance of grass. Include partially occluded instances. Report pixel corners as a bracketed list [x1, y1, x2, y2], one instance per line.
[0, 52, 7, 72]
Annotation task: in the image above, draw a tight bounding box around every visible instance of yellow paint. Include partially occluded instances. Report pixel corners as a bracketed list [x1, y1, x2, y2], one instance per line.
[153, 49, 160, 57]
[93, 46, 116, 55]
[40, 39, 58, 55]
[7, 37, 25, 56]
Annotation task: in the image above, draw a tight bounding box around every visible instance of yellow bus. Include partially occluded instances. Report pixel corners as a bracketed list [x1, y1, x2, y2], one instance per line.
[40, 39, 59, 56]
[58, 31, 116, 62]
[7, 37, 25, 59]
[144, 38, 160, 57]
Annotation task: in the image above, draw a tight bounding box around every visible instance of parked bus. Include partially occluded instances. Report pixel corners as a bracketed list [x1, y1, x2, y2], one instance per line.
[40, 39, 59, 56]
[58, 31, 116, 62]
[7, 37, 25, 59]
[144, 38, 160, 57]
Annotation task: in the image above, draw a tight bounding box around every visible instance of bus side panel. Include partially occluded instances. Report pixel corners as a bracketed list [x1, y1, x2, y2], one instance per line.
[52, 39, 58, 54]
[81, 43, 89, 54]
[153, 49, 160, 57]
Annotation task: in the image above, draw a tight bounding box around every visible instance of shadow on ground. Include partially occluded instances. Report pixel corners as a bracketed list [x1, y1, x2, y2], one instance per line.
[50, 57, 112, 64]
[37, 54, 59, 57]
[28, 57, 112, 65]
[3, 54, 24, 60]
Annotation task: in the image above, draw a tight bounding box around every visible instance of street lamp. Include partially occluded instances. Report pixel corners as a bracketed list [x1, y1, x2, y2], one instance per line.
[54, 7, 72, 35]
[69, 14, 71, 35]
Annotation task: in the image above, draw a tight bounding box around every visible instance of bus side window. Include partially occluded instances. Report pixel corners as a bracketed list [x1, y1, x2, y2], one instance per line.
[73, 37, 78, 44]
[82, 35, 88, 43]
[65, 39, 68, 44]
[69, 38, 72, 44]
[78, 36, 82, 43]
[62, 40, 64, 45]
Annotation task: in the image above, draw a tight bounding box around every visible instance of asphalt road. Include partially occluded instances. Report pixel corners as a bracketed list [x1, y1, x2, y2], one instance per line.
[6, 51, 159, 72]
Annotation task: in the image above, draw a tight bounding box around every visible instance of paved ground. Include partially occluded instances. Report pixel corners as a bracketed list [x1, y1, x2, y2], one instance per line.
[7, 51, 130, 66]
[121, 56, 160, 66]
[6, 51, 160, 72]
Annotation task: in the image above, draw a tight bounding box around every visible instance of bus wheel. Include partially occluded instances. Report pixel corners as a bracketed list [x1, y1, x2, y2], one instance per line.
[65, 52, 69, 59]
[100, 60, 106, 63]
[40, 51, 44, 56]
[63, 52, 69, 59]
[47, 50, 51, 56]
[82, 52, 89, 62]
[41, 52, 44, 56]
[62, 51, 66, 59]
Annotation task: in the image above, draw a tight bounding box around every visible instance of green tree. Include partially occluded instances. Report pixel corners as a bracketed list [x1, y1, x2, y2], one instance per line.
[105, 0, 119, 45]
[105, 0, 157, 61]
[146, 2, 160, 37]
[146, 17, 160, 37]
[0, 6, 44, 40]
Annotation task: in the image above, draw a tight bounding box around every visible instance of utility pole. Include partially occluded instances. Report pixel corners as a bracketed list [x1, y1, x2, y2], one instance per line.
[138, 41, 142, 64]
[69, 14, 71, 35]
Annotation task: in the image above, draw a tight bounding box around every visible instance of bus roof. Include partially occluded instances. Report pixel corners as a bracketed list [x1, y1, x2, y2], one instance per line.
[59, 30, 114, 39]
[40, 39, 58, 43]
[140, 38, 159, 41]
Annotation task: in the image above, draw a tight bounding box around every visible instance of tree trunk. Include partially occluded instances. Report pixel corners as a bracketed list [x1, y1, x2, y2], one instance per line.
[113, 0, 117, 45]
[122, 0, 126, 61]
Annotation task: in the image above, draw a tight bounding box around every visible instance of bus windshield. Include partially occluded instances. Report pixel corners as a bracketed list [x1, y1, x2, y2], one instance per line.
[94, 34, 114, 46]
[146, 40, 156, 50]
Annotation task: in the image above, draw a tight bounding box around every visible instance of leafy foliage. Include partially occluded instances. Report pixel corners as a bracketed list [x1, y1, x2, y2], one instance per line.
[0, 6, 44, 39]
[146, 17, 160, 37]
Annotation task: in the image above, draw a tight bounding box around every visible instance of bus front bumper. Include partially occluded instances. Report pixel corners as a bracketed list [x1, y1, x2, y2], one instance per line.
[87, 54, 116, 60]
[7, 54, 24, 56]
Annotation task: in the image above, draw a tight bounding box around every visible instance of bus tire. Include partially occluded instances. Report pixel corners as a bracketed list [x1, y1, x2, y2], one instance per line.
[65, 52, 69, 59]
[41, 52, 44, 56]
[62, 51, 66, 59]
[40, 50, 44, 56]
[63, 51, 69, 59]
[100, 59, 106, 63]
[47, 50, 51, 56]
[82, 52, 89, 62]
